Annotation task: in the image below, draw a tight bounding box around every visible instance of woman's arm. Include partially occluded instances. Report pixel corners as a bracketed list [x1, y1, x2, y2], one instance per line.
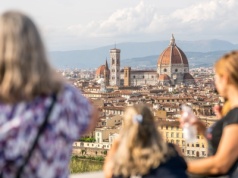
[187, 124, 238, 175]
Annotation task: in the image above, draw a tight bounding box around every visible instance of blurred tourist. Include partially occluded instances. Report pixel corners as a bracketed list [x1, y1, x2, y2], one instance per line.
[0, 10, 98, 177]
[182, 51, 238, 178]
[104, 105, 188, 178]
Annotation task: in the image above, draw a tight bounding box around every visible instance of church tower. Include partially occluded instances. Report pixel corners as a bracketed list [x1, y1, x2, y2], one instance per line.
[104, 59, 110, 86]
[110, 48, 121, 86]
[124, 67, 131, 86]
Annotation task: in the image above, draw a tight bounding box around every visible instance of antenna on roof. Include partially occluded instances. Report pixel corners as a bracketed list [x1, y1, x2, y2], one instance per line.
[114, 42, 117, 49]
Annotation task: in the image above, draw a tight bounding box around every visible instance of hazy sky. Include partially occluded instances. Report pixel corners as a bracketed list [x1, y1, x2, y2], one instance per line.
[0, 0, 237, 51]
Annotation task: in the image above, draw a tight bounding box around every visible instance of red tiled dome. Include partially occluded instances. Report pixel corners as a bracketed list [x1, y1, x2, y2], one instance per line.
[184, 73, 194, 80]
[96, 65, 105, 76]
[157, 35, 188, 66]
[158, 74, 171, 81]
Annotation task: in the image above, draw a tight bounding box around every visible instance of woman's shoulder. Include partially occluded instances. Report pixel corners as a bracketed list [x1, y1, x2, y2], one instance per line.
[163, 143, 187, 168]
[59, 83, 92, 109]
[61, 83, 82, 95]
[223, 107, 238, 125]
[147, 146, 188, 178]
[59, 83, 84, 102]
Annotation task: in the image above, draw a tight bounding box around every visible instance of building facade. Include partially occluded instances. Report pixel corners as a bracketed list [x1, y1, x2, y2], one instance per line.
[110, 48, 121, 86]
[95, 35, 195, 87]
[157, 34, 195, 85]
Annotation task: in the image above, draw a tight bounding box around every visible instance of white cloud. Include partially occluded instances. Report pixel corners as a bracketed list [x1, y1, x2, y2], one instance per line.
[41, 0, 238, 50]
[66, 1, 156, 37]
[168, 0, 238, 36]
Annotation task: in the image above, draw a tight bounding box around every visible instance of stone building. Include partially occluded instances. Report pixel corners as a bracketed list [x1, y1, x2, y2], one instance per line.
[157, 34, 195, 85]
[95, 60, 110, 86]
[110, 48, 121, 86]
[95, 35, 195, 87]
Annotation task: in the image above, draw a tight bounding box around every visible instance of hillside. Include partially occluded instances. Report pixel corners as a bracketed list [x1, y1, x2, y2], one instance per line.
[49, 39, 238, 69]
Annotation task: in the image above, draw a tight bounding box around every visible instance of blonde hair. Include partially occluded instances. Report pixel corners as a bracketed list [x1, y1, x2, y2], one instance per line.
[221, 100, 230, 117]
[112, 105, 168, 177]
[215, 51, 238, 88]
[214, 51, 238, 116]
[0, 11, 63, 103]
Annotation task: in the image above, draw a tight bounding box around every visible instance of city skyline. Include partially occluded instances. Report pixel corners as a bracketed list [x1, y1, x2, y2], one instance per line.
[1, 0, 237, 51]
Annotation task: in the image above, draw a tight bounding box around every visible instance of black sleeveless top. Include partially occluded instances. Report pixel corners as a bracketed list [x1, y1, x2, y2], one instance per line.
[113, 143, 188, 178]
[206, 108, 238, 176]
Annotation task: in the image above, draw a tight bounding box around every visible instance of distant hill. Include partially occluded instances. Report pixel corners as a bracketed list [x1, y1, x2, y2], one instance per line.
[49, 39, 238, 69]
[120, 51, 228, 69]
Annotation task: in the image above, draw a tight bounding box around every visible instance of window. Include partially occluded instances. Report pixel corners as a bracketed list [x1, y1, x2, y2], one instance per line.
[175, 69, 178, 72]
[176, 133, 179, 138]
[187, 150, 190, 154]
[164, 68, 167, 72]
[112, 59, 115, 65]
[133, 76, 136, 79]
[176, 140, 179, 144]
[192, 151, 194, 155]
[171, 132, 174, 137]
[196, 144, 200, 147]
[192, 144, 194, 147]
[166, 132, 169, 137]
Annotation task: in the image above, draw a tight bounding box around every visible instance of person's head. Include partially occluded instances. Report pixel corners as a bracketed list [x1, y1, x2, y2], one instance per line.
[214, 51, 238, 98]
[0, 11, 62, 103]
[112, 105, 168, 177]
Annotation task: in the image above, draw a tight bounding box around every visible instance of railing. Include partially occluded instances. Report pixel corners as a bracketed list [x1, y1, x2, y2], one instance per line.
[70, 171, 104, 178]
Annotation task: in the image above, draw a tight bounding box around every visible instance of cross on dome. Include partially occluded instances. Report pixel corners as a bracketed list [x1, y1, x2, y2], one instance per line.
[169, 34, 176, 46]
